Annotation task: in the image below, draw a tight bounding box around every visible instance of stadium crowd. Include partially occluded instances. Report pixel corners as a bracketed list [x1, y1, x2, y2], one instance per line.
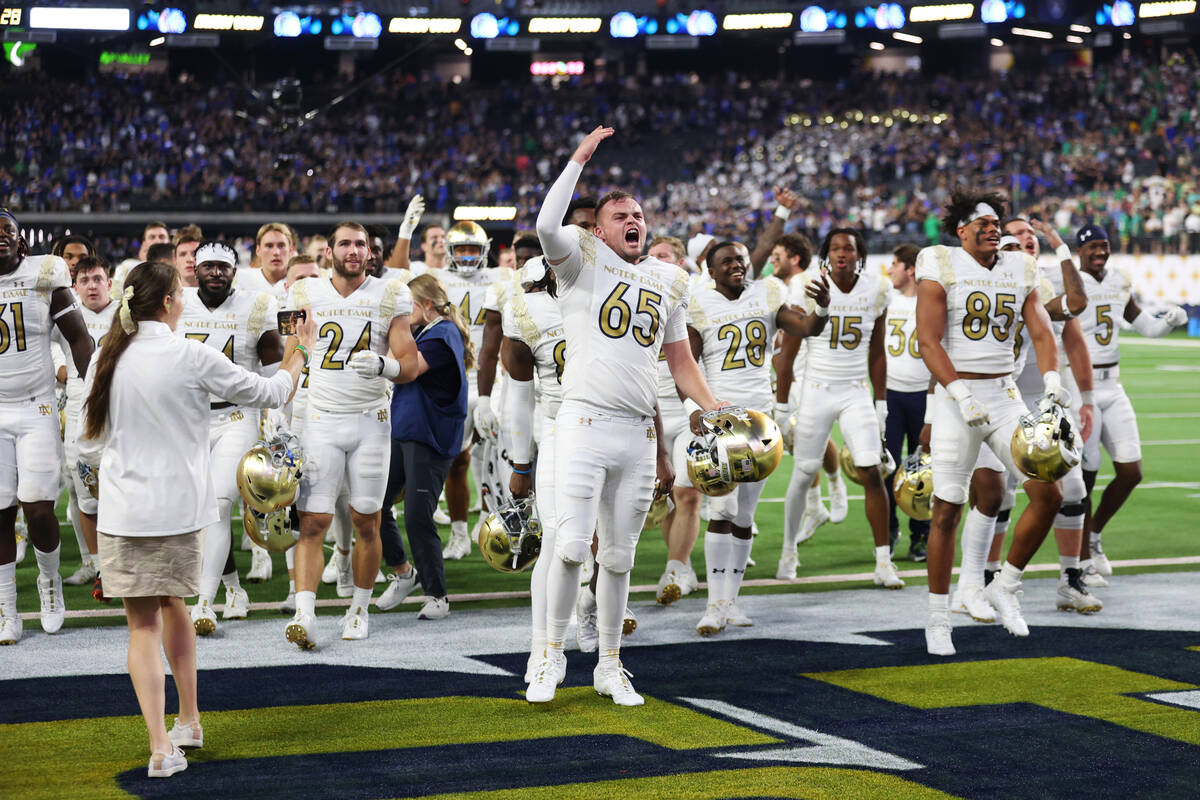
[3, 52, 1199, 254]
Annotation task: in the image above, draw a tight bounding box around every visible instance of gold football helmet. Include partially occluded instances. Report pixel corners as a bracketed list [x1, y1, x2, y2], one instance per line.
[699, 407, 784, 483]
[446, 220, 491, 273]
[642, 482, 674, 531]
[1011, 399, 1081, 482]
[685, 436, 736, 497]
[477, 496, 542, 573]
[893, 451, 934, 521]
[839, 442, 896, 485]
[242, 505, 297, 552]
[237, 429, 304, 514]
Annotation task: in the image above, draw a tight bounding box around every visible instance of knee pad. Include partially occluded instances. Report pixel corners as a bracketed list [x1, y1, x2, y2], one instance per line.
[1054, 511, 1084, 531]
[996, 508, 1012, 526]
[595, 542, 635, 575]
[1061, 469, 1086, 505]
[554, 540, 590, 567]
[934, 484, 967, 506]
[792, 458, 822, 482]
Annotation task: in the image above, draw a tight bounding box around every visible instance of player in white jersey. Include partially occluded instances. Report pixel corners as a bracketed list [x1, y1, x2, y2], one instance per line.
[54, 256, 117, 594]
[951, 219, 1100, 621]
[111, 221, 170, 301]
[774, 228, 903, 587]
[883, 244, 932, 562]
[177, 241, 284, 636]
[282, 221, 419, 649]
[0, 209, 95, 644]
[527, 127, 726, 706]
[915, 188, 1068, 656]
[234, 222, 297, 303]
[647, 236, 704, 604]
[433, 221, 515, 560]
[687, 241, 818, 635]
[1073, 224, 1187, 577]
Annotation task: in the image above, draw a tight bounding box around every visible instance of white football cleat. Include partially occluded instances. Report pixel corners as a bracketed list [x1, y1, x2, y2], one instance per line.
[828, 476, 849, 523]
[985, 579, 1029, 637]
[1057, 569, 1103, 614]
[1081, 563, 1109, 588]
[576, 590, 598, 652]
[247, 546, 272, 583]
[622, 606, 638, 636]
[432, 507, 452, 526]
[239, 531, 253, 552]
[342, 605, 369, 640]
[222, 586, 249, 620]
[696, 603, 726, 637]
[951, 584, 997, 622]
[679, 563, 699, 596]
[37, 574, 66, 634]
[375, 569, 386, 584]
[796, 503, 830, 545]
[526, 649, 567, 703]
[724, 599, 753, 627]
[418, 596, 450, 620]
[1091, 538, 1113, 577]
[0, 607, 22, 645]
[442, 527, 471, 560]
[873, 559, 905, 590]
[285, 610, 318, 650]
[524, 650, 542, 684]
[64, 560, 98, 586]
[277, 591, 296, 615]
[776, 550, 799, 581]
[925, 612, 955, 656]
[321, 549, 343, 584]
[191, 599, 217, 636]
[655, 567, 682, 606]
[376, 569, 419, 611]
[594, 661, 644, 706]
[336, 561, 355, 599]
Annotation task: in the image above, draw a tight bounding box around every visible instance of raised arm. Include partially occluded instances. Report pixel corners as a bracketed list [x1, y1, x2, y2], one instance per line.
[536, 126, 613, 276]
[386, 195, 424, 271]
[748, 186, 799, 278]
[1032, 218, 1087, 317]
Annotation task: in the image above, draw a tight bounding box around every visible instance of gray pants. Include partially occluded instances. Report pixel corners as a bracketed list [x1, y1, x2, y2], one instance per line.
[380, 439, 454, 599]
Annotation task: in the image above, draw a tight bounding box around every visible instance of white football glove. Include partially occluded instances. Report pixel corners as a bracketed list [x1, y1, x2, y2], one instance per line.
[398, 195, 425, 241]
[1164, 305, 1188, 328]
[946, 380, 989, 427]
[349, 351, 400, 380]
[1042, 370, 1070, 407]
[773, 402, 793, 440]
[474, 395, 500, 440]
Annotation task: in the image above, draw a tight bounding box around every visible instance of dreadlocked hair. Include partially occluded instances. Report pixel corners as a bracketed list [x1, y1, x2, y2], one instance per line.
[408, 273, 474, 370]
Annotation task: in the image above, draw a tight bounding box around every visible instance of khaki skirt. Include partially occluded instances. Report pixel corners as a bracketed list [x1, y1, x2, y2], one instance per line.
[97, 531, 202, 598]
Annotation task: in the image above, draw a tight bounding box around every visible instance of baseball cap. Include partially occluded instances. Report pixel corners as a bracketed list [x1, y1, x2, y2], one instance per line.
[686, 233, 715, 262]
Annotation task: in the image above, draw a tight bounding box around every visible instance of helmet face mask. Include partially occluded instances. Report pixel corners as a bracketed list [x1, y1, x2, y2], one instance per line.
[477, 495, 542, 573]
[237, 428, 304, 515]
[1011, 399, 1081, 483]
[685, 435, 736, 497]
[446, 221, 491, 274]
[242, 506, 297, 552]
[699, 407, 783, 483]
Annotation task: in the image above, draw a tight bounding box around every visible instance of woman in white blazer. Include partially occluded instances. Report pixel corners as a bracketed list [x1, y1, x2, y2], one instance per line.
[79, 260, 315, 778]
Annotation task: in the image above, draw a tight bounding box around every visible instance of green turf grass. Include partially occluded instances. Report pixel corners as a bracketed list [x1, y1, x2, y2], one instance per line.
[13, 336, 1199, 618]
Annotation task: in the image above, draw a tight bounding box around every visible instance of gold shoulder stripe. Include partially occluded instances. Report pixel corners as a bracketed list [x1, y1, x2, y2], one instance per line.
[292, 277, 310, 309]
[875, 275, 891, 316]
[247, 293, 270, 342]
[36, 255, 59, 291]
[381, 278, 404, 321]
[510, 288, 540, 347]
[934, 246, 954, 288]
[1023, 254, 1038, 292]
[578, 226, 597, 270]
[764, 276, 785, 314]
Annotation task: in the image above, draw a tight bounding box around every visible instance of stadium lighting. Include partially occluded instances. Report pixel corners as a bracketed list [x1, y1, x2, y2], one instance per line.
[869, 40, 885, 48]
[527, 17, 602, 34]
[1070, 24, 1092, 31]
[722, 12, 794, 30]
[29, 6, 130, 31]
[1011, 26, 1052, 38]
[686, 10, 719, 35]
[1138, 0, 1195, 16]
[194, 14, 264, 31]
[1096, 1, 1136, 25]
[610, 11, 638, 37]
[530, 60, 585, 76]
[463, 47, 473, 55]
[990, 36, 1004, 45]
[1066, 34, 1083, 42]
[893, 31, 923, 43]
[149, 36, 165, 47]
[855, 4, 906, 29]
[453, 206, 518, 222]
[908, 3, 976, 22]
[454, 38, 467, 50]
[388, 18, 461, 34]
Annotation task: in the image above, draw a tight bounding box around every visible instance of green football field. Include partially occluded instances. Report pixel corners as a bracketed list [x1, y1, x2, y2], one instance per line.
[10, 334, 1199, 619]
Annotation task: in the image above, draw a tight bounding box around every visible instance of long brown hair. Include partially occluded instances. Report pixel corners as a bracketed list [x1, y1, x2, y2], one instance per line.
[408, 273, 475, 370]
[84, 261, 179, 440]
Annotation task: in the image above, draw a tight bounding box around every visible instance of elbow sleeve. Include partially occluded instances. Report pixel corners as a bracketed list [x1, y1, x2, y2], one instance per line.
[506, 378, 536, 464]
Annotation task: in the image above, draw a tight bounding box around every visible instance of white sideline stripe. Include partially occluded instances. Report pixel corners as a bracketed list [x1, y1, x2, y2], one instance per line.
[27, 555, 1200, 621]
[1139, 412, 1200, 419]
[1129, 393, 1200, 399]
[1121, 337, 1200, 348]
[1142, 439, 1200, 446]
[758, 480, 1200, 504]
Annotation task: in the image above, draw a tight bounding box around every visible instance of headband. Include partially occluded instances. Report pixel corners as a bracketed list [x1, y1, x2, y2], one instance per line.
[998, 235, 1020, 250]
[960, 203, 998, 228]
[195, 242, 237, 268]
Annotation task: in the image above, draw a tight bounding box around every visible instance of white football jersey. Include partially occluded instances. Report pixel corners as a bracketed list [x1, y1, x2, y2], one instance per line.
[234, 267, 288, 303]
[915, 246, 1037, 375]
[435, 267, 514, 362]
[502, 287, 566, 415]
[54, 300, 117, 415]
[553, 226, 691, 417]
[689, 277, 786, 413]
[1078, 265, 1132, 366]
[0, 255, 71, 402]
[884, 293, 931, 393]
[285, 275, 412, 413]
[791, 270, 891, 383]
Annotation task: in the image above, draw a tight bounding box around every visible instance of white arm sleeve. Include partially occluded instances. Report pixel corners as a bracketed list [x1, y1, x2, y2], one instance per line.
[536, 161, 584, 281]
[1130, 311, 1172, 338]
[505, 377, 536, 464]
[190, 341, 294, 409]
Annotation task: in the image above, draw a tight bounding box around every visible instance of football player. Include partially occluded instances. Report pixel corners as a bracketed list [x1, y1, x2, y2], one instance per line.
[51, 235, 96, 273]
[172, 226, 203, 289]
[179, 241, 284, 635]
[688, 241, 825, 634]
[111, 221, 170, 299]
[1074, 224, 1187, 577]
[54, 256, 117, 592]
[774, 229, 901, 587]
[0, 209, 95, 644]
[387, 206, 446, 274]
[883, 244, 931, 561]
[527, 126, 726, 706]
[916, 188, 1067, 657]
[236, 223, 297, 301]
[283, 222, 419, 648]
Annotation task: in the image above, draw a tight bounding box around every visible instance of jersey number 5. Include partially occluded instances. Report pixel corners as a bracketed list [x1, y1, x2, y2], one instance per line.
[599, 282, 662, 348]
[0, 303, 27, 354]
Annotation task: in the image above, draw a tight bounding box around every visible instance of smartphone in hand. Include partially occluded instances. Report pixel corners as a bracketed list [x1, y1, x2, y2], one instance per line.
[277, 309, 306, 336]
